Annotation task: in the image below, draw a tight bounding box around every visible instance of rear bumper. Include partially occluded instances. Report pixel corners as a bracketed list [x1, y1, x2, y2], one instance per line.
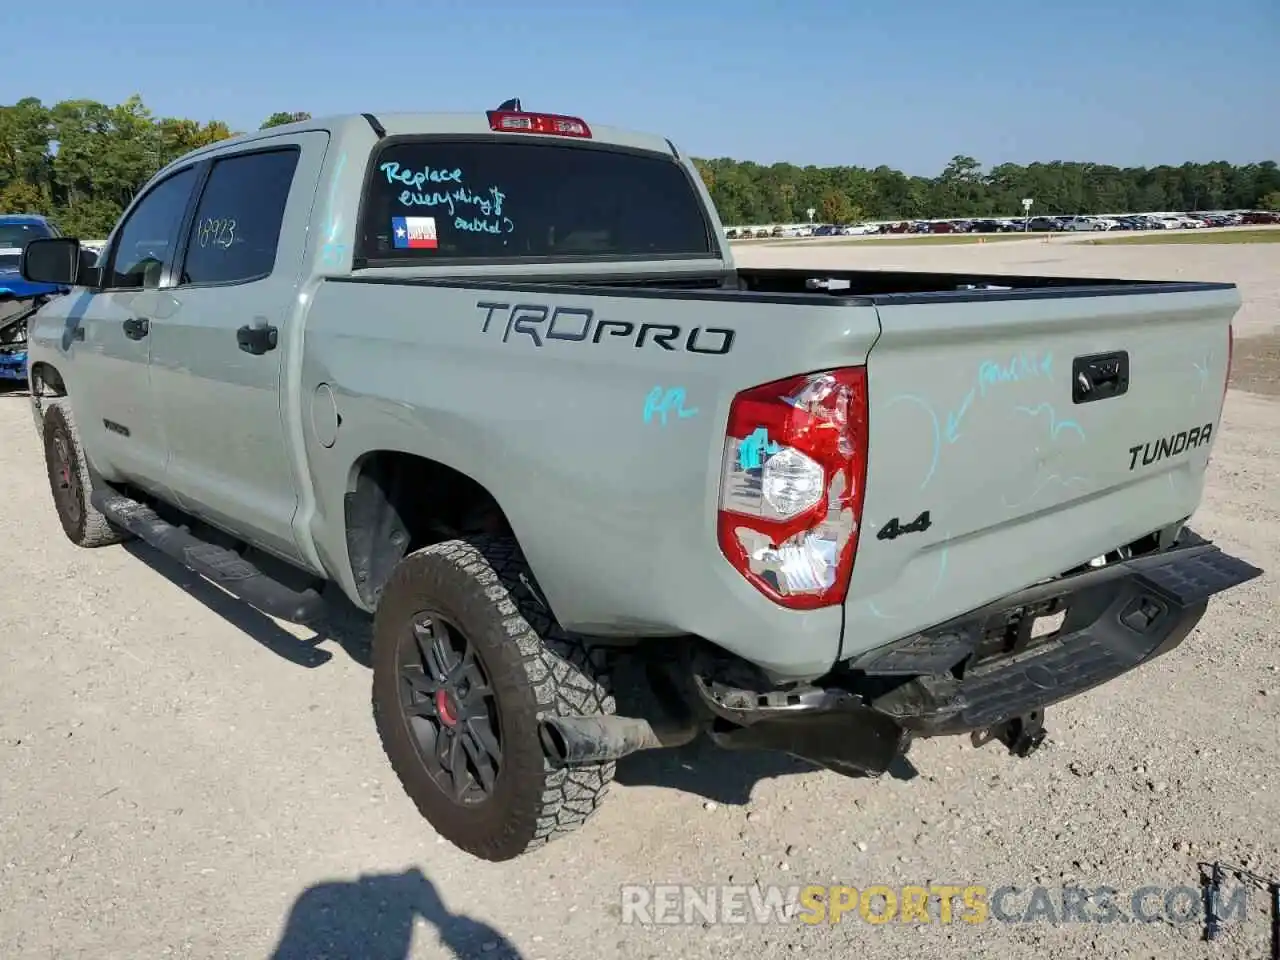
[854, 538, 1263, 735]
[693, 536, 1261, 775]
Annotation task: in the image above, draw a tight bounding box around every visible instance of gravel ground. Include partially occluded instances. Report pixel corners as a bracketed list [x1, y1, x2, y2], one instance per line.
[1, 239, 1277, 960]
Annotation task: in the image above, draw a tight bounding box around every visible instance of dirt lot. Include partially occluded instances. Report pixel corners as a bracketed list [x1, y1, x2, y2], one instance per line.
[1, 240, 1277, 959]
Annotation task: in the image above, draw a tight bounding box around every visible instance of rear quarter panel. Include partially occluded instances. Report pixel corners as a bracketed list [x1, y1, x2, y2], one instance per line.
[298, 279, 880, 679]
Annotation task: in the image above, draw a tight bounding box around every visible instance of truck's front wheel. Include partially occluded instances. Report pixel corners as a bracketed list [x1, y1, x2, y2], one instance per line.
[371, 537, 615, 862]
[41, 400, 132, 548]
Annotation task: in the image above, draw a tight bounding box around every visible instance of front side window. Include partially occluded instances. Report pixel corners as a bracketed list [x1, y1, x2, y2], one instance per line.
[359, 139, 715, 263]
[106, 167, 199, 289]
[180, 148, 300, 286]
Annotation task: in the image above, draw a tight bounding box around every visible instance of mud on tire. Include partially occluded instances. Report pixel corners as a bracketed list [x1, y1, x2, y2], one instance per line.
[371, 536, 616, 862]
[41, 399, 133, 548]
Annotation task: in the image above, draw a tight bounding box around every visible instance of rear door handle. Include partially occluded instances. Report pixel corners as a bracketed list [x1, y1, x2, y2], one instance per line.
[236, 323, 278, 355]
[1073, 350, 1129, 403]
[122, 316, 150, 340]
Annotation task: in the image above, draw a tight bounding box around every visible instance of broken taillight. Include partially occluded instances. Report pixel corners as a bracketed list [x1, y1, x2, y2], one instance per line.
[717, 368, 870, 610]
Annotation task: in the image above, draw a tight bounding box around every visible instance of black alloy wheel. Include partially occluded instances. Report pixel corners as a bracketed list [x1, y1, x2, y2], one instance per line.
[397, 610, 503, 805]
[49, 425, 83, 528]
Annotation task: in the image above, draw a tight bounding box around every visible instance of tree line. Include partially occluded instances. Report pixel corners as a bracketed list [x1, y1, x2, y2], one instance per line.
[0, 98, 315, 236]
[693, 155, 1280, 226]
[2, 95, 1278, 237]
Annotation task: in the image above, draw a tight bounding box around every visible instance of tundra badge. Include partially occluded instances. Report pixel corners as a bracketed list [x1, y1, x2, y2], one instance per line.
[1128, 422, 1214, 471]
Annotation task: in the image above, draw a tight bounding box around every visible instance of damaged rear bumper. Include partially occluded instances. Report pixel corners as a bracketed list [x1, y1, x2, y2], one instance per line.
[856, 537, 1262, 735]
[693, 536, 1262, 774]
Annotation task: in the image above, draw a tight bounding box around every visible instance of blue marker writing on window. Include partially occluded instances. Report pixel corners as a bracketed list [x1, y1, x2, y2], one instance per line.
[380, 162, 462, 190]
[643, 386, 698, 426]
[738, 427, 782, 470]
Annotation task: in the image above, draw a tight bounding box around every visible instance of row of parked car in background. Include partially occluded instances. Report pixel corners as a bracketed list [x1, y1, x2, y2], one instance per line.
[726, 209, 1280, 240]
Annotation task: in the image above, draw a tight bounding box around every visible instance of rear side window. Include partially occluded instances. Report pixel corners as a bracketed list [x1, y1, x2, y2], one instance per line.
[180, 148, 300, 285]
[359, 139, 715, 263]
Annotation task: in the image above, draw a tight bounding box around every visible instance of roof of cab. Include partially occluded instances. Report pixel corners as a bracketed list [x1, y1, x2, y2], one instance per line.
[159, 111, 680, 176]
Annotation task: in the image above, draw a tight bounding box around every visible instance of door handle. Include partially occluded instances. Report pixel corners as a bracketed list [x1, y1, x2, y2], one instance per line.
[236, 323, 278, 355]
[122, 316, 150, 340]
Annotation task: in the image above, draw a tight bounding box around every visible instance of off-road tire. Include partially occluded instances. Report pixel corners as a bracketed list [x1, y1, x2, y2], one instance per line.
[41, 399, 132, 548]
[371, 536, 616, 862]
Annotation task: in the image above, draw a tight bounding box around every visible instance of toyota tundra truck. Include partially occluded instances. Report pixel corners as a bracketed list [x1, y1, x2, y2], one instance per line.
[19, 104, 1263, 862]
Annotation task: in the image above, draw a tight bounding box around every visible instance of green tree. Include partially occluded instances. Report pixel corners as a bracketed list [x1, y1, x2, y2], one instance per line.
[1260, 191, 1280, 212]
[0, 178, 47, 216]
[820, 189, 858, 224]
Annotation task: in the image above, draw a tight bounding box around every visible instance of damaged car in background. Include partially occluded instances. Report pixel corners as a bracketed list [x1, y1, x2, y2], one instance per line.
[0, 254, 71, 386]
[0, 215, 73, 386]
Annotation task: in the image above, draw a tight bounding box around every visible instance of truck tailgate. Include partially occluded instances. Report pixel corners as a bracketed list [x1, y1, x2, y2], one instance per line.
[843, 284, 1238, 659]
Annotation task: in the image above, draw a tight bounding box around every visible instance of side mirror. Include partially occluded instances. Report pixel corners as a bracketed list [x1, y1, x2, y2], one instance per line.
[77, 246, 102, 282]
[22, 237, 85, 286]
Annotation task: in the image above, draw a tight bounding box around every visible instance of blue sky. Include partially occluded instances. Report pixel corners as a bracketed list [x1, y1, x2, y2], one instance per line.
[5, 0, 1276, 175]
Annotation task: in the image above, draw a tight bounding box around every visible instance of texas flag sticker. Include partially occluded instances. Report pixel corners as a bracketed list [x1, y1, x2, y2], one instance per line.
[391, 215, 438, 250]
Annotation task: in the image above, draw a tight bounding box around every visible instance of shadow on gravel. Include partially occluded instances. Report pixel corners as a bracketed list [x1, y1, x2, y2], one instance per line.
[121, 540, 374, 668]
[123, 538, 921, 805]
[614, 736, 918, 805]
[615, 736, 818, 805]
[269, 866, 523, 960]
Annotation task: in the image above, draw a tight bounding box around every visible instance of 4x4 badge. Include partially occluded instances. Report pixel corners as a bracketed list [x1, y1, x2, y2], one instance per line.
[877, 510, 933, 541]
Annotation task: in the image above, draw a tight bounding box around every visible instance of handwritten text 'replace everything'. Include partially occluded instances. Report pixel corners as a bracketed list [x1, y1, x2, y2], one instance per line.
[381, 162, 512, 234]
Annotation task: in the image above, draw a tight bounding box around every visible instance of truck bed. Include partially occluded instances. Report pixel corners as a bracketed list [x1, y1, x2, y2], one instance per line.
[731, 266, 1232, 302]
[347, 265, 1232, 304]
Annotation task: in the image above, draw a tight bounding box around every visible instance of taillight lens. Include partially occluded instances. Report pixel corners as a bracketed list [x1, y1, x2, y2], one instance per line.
[486, 110, 592, 138]
[717, 368, 869, 610]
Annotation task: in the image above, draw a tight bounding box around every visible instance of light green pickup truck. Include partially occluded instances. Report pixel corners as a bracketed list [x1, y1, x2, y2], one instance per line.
[20, 103, 1263, 862]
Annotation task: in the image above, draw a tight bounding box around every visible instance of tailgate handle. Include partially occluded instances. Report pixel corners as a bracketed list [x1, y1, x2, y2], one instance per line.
[1073, 351, 1129, 404]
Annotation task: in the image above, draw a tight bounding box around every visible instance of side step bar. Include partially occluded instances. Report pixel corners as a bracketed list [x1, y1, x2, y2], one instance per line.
[91, 489, 326, 623]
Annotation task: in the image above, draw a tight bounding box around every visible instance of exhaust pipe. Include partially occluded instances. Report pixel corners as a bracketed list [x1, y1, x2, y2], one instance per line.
[539, 714, 700, 767]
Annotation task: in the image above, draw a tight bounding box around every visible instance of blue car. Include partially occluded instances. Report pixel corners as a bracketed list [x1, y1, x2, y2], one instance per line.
[0, 214, 70, 384]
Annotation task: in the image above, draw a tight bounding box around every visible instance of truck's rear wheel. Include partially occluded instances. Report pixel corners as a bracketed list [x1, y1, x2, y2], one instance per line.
[371, 537, 615, 862]
[41, 400, 132, 548]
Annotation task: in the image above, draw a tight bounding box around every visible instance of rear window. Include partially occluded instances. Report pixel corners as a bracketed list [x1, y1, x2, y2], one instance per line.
[358, 139, 715, 263]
